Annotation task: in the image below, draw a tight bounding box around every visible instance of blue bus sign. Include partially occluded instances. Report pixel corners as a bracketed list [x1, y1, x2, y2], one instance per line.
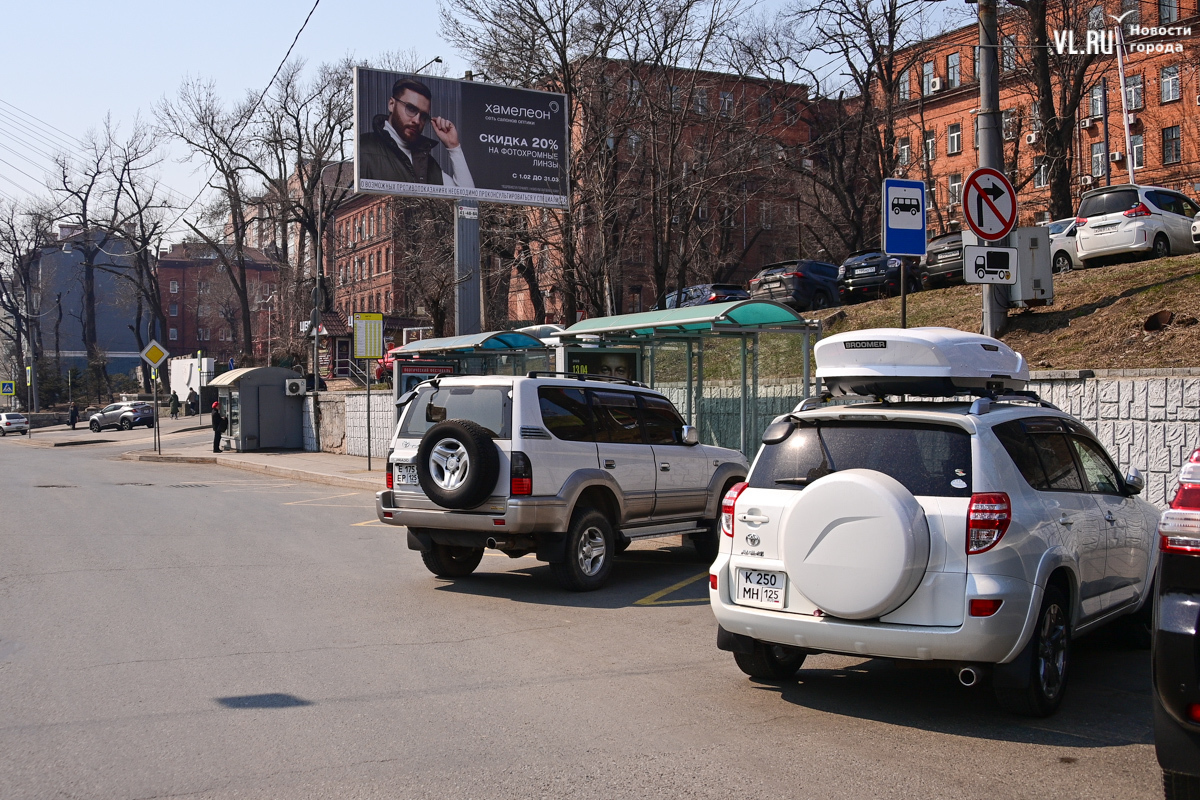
[882, 178, 927, 257]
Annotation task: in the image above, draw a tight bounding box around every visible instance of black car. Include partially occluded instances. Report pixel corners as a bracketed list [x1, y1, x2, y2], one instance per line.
[748, 260, 841, 311]
[922, 233, 964, 288]
[1155, 449, 1200, 799]
[655, 283, 750, 310]
[836, 250, 924, 304]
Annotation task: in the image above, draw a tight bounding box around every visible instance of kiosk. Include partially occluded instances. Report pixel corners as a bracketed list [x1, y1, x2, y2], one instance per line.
[209, 366, 306, 452]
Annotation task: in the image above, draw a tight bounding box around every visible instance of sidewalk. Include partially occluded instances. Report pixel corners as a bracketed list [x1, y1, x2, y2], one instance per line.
[121, 440, 386, 491]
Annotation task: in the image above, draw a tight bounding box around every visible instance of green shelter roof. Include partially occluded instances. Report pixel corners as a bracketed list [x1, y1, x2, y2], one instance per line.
[562, 299, 812, 338]
[394, 330, 546, 355]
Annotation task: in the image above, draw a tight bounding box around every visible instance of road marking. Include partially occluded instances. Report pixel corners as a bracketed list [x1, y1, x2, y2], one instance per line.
[284, 492, 363, 506]
[634, 572, 710, 606]
[352, 520, 388, 527]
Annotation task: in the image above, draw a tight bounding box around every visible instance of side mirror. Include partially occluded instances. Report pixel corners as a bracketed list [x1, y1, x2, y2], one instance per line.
[1125, 468, 1145, 495]
[681, 425, 699, 446]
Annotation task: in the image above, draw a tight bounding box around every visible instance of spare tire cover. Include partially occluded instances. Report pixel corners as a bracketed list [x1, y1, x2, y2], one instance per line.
[781, 469, 930, 620]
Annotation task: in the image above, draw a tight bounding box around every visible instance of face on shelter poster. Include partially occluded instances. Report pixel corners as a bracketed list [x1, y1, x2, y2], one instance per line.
[566, 349, 640, 382]
[354, 67, 569, 208]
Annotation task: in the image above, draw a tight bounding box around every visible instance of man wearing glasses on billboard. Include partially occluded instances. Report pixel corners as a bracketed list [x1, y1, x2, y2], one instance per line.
[359, 78, 475, 188]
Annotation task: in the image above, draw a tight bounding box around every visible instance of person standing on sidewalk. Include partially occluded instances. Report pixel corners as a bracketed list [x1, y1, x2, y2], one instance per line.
[211, 402, 227, 453]
[68, 402, 79, 430]
[186, 388, 198, 417]
[169, 392, 180, 420]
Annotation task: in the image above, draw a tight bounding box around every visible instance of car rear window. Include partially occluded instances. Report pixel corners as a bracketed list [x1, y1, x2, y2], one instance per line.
[400, 385, 512, 439]
[748, 420, 972, 497]
[6, 414, 25, 421]
[1077, 189, 1139, 218]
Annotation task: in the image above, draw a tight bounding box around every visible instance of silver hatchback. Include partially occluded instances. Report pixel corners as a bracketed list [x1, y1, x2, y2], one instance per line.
[0, 412, 29, 435]
[89, 402, 154, 432]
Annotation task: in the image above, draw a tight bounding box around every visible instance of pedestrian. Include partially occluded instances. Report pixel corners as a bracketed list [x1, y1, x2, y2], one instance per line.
[68, 402, 79, 430]
[211, 401, 227, 453]
[169, 391, 180, 420]
[186, 388, 198, 417]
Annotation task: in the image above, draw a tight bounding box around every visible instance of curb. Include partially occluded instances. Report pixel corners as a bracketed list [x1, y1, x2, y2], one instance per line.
[122, 450, 382, 491]
[24, 438, 120, 448]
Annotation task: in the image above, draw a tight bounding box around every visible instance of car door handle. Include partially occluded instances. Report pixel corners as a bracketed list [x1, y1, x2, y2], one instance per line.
[1058, 515, 1074, 526]
[1104, 511, 1116, 522]
[738, 513, 769, 524]
[660, 462, 670, 472]
[603, 459, 616, 469]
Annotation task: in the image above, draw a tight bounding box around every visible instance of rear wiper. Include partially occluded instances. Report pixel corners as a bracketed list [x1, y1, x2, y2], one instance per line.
[775, 477, 812, 485]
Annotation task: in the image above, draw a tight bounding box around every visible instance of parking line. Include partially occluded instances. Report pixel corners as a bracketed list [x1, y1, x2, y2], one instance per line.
[284, 492, 363, 506]
[634, 572, 710, 606]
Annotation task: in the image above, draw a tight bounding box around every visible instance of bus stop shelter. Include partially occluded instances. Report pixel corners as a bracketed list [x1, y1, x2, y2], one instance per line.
[558, 300, 821, 455]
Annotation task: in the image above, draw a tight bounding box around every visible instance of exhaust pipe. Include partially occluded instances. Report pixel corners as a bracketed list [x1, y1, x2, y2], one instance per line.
[958, 666, 979, 687]
[486, 537, 515, 549]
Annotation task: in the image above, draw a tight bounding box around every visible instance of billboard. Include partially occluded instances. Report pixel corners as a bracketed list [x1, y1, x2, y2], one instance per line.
[354, 67, 569, 209]
[565, 348, 640, 382]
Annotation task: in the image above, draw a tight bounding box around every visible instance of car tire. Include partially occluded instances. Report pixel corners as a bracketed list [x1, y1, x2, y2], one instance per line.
[810, 291, 832, 310]
[420, 543, 484, 578]
[90, 420, 101, 433]
[733, 641, 806, 681]
[550, 508, 615, 592]
[1052, 252, 1073, 274]
[0, 429, 5, 436]
[1154, 234, 1171, 260]
[146, 420, 155, 429]
[416, 419, 500, 510]
[120, 418, 132, 431]
[1163, 771, 1200, 800]
[994, 585, 1071, 717]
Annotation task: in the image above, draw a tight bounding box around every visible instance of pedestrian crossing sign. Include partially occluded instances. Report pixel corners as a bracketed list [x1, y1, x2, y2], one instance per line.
[0, 381, 13, 396]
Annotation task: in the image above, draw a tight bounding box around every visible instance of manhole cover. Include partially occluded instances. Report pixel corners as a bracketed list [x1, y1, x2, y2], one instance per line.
[34, 485, 78, 488]
[168, 484, 209, 489]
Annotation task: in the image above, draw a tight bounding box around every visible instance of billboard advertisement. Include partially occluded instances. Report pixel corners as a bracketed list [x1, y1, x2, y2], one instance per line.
[354, 67, 569, 209]
[565, 348, 640, 382]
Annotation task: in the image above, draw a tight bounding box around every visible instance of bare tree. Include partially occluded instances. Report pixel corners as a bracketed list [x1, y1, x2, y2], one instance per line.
[0, 200, 54, 406]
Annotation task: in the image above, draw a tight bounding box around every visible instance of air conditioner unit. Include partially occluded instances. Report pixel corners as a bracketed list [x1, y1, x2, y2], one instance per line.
[1195, 94, 1200, 106]
[929, 77, 944, 92]
[1080, 175, 1095, 187]
[1126, 113, 1140, 127]
[1080, 117, 1095, 130]
[800, 158, 815, 172]
[1110, 151, 1124, 162]
[1025, 132, 1040, 145]
[284, 378, 306, 396]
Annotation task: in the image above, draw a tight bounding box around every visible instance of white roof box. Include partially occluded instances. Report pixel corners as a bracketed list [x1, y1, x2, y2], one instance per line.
[815, 327, 1029, 397]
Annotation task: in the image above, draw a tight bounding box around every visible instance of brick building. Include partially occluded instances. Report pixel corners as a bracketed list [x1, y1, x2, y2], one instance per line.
[889, 3, 1200, 232]
[156, 243, 279, 362]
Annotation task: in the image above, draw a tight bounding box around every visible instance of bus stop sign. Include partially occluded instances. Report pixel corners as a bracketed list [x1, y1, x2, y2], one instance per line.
[881, 178, 927, 257]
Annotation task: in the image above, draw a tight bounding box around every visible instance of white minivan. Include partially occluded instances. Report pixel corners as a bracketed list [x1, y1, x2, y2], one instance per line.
[1075, 183, 1200, 265]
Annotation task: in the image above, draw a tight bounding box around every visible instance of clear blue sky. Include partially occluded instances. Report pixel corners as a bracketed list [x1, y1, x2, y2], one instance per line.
[0, 0, 460, 215]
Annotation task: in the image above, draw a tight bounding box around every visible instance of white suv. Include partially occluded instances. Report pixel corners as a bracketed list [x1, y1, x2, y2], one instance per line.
[709, 328, 1160, 717]
[377, 373, 748, 591]
[1075, 183, 1200, 265]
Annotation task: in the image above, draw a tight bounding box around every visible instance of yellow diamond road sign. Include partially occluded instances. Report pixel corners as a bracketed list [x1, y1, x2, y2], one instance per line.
[141, 340, 169, 369]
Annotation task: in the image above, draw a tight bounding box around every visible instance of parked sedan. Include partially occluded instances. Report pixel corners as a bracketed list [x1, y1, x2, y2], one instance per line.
[1075, 184, 1200, 265]
[748, 260, 840, 311]
[922, 233, 964, 288]
[655, 283, 750, 310]
[0, 412, 29, 435]
[837, 251, 923, 304]
[89, 402, 154, 432]
[1045, 217, 1082, 273]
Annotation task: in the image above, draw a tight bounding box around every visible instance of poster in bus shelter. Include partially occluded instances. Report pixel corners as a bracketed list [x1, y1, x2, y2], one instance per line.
[565, 348, 641, 382]
[354, 67, 569, 209]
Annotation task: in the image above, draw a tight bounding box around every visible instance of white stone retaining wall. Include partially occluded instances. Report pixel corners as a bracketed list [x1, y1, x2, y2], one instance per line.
[344, 392, 394, 459]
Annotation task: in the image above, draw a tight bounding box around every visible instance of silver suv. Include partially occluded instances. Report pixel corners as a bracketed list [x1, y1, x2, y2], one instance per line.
[376, 374, 748, 591]
[710, 330, 1160, 717]
[89, 402, 154, 432]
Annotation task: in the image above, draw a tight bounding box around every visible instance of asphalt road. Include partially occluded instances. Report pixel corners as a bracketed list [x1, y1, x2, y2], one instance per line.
[0, 435, 1162, 799]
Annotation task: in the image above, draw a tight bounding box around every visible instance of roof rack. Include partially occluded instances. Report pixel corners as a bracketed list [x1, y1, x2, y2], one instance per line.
[969, 391, 1059, 415]
[525, 371, 648, 388]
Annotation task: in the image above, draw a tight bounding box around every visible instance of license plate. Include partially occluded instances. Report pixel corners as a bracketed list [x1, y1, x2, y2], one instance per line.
[1094, 223, 1118, 233]
[735, 568, 786, 610]
[855, 267, 875, 276]
[937, 250, 958, 262]
[394, 464, 419, 485]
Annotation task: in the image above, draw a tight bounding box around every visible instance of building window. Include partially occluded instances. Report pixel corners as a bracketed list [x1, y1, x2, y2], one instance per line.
[628, 78, 641, 107]
[973, 46, 980, 80]
[898, 70, 911, 102]
[926, 179, 937, 207]
[759, 203, 773, 229]
[1122, 0, 1140, 25]
[947, 53, 960, 89]
[1089, 84, 1105, 118]
[973, 117, 979, 149]
[197, 328, 209, 342]
[1161, 66, 1180, 103]
[1159, 0, 1178, 24]
[1091, 141, 1107, 176]
[169, 280, 179, 294]
[1126, 74, 1143, 110]
[1030, 102, 1042, 131]
[670, 86, 682, 111]
[758, 95, 772, 120]
[169, 327, 178, 341]
[948, 173, 963, 205]
[1163, 125, 1182, 164]
[1131, 133, 1145, 168]
[1087, 6, 1105, 28]
[198, 280, 209, 294]
[897, 136, 911, 165]
[169, 302, 178, 317]
[1034, 157, 1049, 188]
[782, 102, 797, 125]
[923, 129, 936, 162]
[922, 62, 934, 96]
[948, 123, 962, 154]
[1002, 109, 1017, 140]
[1002, 35, 1016, 72]
[719, 91, 734, 117]
[693, 88, 708, 114]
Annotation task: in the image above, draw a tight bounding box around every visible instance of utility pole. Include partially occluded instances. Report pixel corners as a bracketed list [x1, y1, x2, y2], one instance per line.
[977, 0, 1008, 338]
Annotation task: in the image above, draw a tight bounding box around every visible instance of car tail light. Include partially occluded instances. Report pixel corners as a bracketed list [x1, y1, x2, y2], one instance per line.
[969, 598, 1003, 617]
[721, 481, 749, 537]
[709, 573, 718, 590]
[967, 492, 1011, 554]
[708, 292, 718, 301]
[1189, 704, 1200, 723]
[386, 468, 394, 489]
[786, 271, 806, 279]
[510, 451, 533, 496]
[1123, 202, 1152, 218]
[1160, 487, 1200, 554]
[1075, 216, 1087, 226]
